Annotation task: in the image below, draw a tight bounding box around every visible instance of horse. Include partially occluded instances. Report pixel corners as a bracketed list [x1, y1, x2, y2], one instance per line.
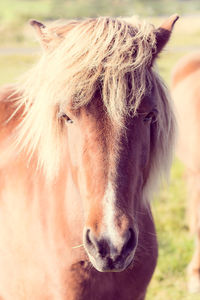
[0, 15, 178, 300]
[172, 51, 200, 294]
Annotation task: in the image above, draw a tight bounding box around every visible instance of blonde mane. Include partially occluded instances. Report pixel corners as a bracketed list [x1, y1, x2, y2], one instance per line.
[11, 16, 175, 192]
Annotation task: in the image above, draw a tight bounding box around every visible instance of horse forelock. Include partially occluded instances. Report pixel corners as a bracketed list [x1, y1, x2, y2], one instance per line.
[11, 16, 176, 203]
[18, 16, 157, 115]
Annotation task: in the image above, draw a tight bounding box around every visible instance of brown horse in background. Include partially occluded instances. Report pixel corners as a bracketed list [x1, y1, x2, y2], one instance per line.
[172, 51, 200, 293]
[0, 15, 178, 299]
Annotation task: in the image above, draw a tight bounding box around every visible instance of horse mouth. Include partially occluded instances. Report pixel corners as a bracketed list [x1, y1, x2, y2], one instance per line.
[87, 250, 135, 272]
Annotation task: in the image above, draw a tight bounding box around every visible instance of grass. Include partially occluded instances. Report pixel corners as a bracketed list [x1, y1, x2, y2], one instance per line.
[0, 15, 200, 300]
[0, 54, 38, 85]
[147, 159, 197, 300]
[0, 0, 200, 47]
[0, 0, 52, 23]
[146, 22, 200, 298]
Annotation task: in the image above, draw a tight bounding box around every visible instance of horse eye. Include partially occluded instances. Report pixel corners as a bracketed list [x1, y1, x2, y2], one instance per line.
[59, 113, 74, 124]
[143, 109, 158, 123]
[64, 114, 73, 124]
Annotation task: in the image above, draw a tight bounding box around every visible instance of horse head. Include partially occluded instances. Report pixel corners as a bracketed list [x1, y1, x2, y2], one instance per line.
[17, 15, 178, 273]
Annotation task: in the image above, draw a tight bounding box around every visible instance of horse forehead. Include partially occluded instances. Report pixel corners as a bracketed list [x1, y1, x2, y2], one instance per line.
[80, 103, 122, 132]
[77, 92, 156, 138]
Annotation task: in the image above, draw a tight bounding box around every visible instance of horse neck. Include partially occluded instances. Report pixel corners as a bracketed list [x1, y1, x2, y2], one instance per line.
[0, 145, 84, 249]
[0, 86, 85, 257]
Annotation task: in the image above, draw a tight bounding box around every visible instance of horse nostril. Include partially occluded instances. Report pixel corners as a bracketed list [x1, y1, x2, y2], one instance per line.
[85, 229, 109, 258]
[84, 227, 137, 263]
[122, 228, 137, 256]
[86, 229, 92, 245]
[98, 239, 109, 258]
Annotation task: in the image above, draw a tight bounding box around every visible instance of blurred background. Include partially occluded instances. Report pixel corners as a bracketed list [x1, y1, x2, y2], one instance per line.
[0, 1, 200, 299]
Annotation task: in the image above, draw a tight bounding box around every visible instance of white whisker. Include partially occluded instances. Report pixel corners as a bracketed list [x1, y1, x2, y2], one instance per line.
[72, 244, 84, 249]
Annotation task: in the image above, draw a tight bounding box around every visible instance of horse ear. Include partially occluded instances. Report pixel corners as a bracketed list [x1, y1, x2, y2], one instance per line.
[154, 14, 179, 58]
[30, 20, 54, 50]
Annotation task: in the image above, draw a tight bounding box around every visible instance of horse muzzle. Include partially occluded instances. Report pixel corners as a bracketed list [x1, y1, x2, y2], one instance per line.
[83, 227, 138, 272]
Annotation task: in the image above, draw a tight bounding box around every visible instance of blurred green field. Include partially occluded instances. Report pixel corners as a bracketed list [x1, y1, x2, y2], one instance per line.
[148, 18, 200, 299]
[147, 17, 200, 300]
[0, 9, 200, 300]
[147, 159, 197, 300]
